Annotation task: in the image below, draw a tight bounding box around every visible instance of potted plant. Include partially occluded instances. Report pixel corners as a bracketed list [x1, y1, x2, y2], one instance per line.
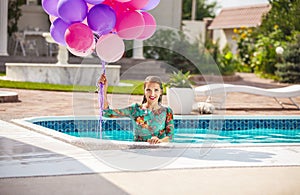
[166, 71, 194, 114]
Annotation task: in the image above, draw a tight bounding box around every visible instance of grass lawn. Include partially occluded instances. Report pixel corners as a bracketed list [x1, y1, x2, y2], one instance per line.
[0, 79, 149, 95]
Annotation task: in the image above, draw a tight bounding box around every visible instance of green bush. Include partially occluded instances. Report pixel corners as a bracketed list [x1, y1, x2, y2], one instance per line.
[233, 27, 255, 70]
[275, 33, 300, 83]
[251, 26, 284, 76]
[144, 29, 204, 74]
[8, 0, 23, 36]
[144, 29, 235, 76]
[217, 51, 236, 76]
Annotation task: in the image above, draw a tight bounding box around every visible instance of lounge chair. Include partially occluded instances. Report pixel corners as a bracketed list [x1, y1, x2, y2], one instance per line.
[194, 84, 300, 109]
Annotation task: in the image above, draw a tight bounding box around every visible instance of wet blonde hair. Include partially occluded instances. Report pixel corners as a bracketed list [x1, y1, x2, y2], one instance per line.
[142, 76, 163, 104]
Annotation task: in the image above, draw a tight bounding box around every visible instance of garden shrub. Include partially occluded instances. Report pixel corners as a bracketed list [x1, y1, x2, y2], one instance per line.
[275, 33, 300, 83]
[143, 29, 225, 75]
[233, 27, 255, 72]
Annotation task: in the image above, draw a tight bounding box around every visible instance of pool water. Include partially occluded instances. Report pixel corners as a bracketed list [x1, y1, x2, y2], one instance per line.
[65, 128, 300, 144]
[32, 117, 300, 144]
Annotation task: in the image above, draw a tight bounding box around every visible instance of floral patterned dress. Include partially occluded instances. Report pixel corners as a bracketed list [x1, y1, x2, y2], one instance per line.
[103, 103, 174, 142]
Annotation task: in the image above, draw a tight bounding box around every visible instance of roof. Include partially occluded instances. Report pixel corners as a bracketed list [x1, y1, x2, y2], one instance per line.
[208, 4, 271, 30]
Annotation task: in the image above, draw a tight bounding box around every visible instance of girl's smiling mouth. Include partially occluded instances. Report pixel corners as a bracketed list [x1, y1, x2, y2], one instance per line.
[149, 96, 156, 100]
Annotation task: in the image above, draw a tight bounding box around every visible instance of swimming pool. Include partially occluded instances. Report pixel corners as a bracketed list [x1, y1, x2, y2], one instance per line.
[15, 115, 300, 146]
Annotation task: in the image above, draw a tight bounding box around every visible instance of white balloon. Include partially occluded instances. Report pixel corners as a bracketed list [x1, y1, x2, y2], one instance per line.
[96, 34, 125, 63]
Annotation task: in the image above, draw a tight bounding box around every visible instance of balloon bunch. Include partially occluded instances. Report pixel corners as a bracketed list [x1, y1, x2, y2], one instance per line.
[42, 0, 160, 63]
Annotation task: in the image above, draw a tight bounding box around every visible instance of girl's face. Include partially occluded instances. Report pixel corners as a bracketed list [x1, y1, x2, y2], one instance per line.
[144, 82, 162, 104]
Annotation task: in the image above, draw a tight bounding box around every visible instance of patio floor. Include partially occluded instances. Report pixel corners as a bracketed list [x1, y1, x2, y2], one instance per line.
[1, 73, 300, 122]
[1, 72, 300, 194]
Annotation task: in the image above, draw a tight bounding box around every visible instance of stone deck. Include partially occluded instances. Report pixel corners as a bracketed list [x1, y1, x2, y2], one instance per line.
[1, 72, 300, 195]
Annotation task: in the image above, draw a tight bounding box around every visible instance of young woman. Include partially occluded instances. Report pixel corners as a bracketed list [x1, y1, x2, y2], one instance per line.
[98, 74, 174, 144]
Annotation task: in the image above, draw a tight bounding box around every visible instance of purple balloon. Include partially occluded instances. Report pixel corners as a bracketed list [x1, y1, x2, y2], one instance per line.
[42, 0, 59, 17]
[142, 0, 160, 11]
[50, 18, 70, 45]
[58, 0, 88, 23]
[84, 0, 105, 5]
[87, 4, 116, 35]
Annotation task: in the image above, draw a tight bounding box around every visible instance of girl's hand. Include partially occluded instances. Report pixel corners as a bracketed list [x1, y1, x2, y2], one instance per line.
[147, 136, 162, 144]
[98, 73, 108, 90]
[97, 73, 109, 109]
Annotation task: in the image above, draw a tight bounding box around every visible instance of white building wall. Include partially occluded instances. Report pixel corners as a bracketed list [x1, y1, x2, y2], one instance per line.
[224, 29, 237, 54]
[18, 5, 50, 31]
[212, 29, 237, 54]
[182, 20, 206, 44]
[150, 0, 182, 30]
[212, 29, 226, 49]
[0, 0, 8, 55]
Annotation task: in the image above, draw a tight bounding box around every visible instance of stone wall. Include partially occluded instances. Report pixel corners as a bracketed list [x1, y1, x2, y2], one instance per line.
[5, 63, 120, 86]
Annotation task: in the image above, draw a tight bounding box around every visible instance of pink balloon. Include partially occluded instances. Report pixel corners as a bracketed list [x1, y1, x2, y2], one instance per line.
[68, 39, 95, 57]
[65, 23, 94, 51]
[141, 0, 160, 11]
[136, 12, 156, 40]
[115, 0, 131, 2]
[96, 34, 125, 63]
[115, 11, 145, 40]
[102, 0, 127, 16]
[126, 0, 149, 9]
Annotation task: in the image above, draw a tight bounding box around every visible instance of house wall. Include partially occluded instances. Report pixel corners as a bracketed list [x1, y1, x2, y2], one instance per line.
[212, 29, 226, 49]
[17, 5, 50, 56]
[182, 20, 206, 44]
[150, 0, 182, 30]
[224, 29, 237, 54]
[19, 5, 50, 31]
[212, 29, 237, 54]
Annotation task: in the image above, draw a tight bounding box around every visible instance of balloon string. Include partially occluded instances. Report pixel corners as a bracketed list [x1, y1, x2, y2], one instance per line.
[98, 60, 106, 139]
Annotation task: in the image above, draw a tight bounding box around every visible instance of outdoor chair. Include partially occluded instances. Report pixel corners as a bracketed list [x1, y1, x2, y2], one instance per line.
[46, 42, 59, 57]
[194, 84, 300, 109]
[13, 32, 39, 56]
[13, 32, 26, 56]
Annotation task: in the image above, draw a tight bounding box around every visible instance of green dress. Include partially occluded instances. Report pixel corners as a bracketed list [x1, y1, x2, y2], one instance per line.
[103, 103, 174, 142]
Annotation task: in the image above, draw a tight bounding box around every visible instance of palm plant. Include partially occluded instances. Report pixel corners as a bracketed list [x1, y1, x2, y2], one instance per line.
[167, 70, 193, 88]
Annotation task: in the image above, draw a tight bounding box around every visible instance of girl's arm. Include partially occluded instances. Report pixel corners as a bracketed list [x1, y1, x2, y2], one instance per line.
[98, 74, 109, 109]
[98, 75, 138, 118]
[165, 107, 174, 140]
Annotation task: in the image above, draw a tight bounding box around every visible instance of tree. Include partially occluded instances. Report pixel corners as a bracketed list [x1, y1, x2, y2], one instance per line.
[7, 0, 24, 36]
[275, 33, 300, 83]
[256, 0, 300, 41]
[182, 0, 218, 20]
